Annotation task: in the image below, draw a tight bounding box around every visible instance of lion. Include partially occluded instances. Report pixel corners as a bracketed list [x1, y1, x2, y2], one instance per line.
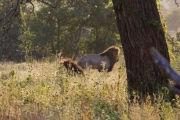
[60, 58, 84, 74]
[77, 46, 120, 72]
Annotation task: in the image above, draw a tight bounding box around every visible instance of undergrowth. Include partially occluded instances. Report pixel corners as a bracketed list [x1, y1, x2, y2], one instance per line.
[0, 58, 180, 120]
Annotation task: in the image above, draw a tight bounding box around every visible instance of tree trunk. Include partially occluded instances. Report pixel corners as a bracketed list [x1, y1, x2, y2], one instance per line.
[112, 0, 170, 99]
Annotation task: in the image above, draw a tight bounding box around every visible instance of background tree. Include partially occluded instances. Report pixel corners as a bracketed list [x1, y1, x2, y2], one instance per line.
[112, 0, 170, 100]
[0, 0, 23, 61]
[0, 0, 62, 61]
[19, 0, 119, 59]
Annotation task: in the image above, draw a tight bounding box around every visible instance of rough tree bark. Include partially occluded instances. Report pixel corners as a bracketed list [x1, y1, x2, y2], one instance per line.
[112, 0, 170, 99]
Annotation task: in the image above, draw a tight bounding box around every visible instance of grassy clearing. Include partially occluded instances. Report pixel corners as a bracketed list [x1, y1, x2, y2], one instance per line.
[0, 57, 180, 120]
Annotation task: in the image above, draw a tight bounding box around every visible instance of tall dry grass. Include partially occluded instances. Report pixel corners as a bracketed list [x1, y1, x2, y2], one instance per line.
[0, 56, 180, 120]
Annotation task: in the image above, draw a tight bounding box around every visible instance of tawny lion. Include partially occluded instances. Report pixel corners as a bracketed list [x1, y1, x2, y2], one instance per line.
[77, 46, 120, 72]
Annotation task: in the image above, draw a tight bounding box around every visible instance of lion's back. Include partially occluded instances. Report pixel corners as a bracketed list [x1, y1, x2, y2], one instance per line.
[78, 54, 97, 69]
[77, 54, 110, 70]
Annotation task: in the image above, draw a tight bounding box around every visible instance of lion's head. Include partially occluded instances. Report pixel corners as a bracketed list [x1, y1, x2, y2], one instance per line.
[99, 46, 120, 72]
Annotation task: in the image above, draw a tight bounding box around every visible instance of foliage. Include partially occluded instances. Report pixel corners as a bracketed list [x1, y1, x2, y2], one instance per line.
[176, 31, 180, 41]
[19, 0, 119, 60]
[166, 33, 180, 72]
[0, 0, 23, 61]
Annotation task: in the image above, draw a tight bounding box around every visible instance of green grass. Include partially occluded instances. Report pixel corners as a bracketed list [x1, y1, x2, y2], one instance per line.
[0, 57, 180, 120]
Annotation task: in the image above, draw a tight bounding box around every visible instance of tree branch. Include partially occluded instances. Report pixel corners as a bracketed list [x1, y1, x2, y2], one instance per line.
[0, 0, 29, 39]
[0, 0, 62, 40]
[37, 0, 61, 8]
[175, 0, 180, 6]
[150, 47, 180, 95]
